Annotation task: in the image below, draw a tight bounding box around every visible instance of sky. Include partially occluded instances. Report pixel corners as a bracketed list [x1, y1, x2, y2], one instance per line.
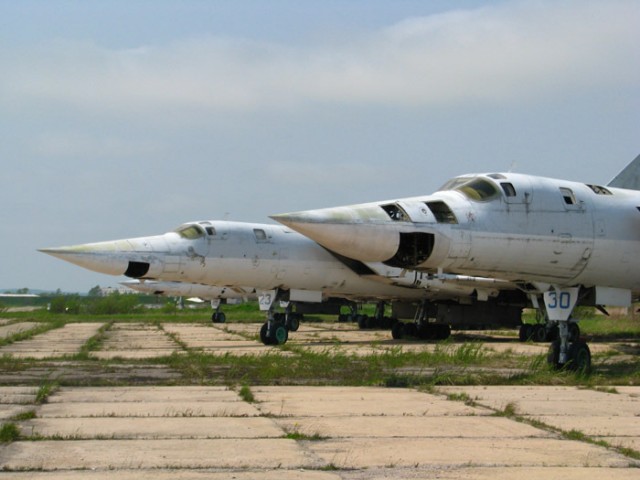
[1, 0, 638, 293]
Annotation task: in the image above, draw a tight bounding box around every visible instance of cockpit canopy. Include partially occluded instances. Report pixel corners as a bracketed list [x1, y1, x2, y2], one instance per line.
[174, 224, 206, 239]
[439, 176, 500, 202]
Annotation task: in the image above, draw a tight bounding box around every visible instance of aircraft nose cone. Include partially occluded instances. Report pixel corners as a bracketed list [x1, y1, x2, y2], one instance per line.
[271, 205, 400, 262]
[39, 240, 135, 276]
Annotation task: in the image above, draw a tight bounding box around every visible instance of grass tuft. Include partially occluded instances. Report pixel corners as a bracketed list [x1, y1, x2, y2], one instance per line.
[35, 382, 59, 404]
[0, 423, 20, 443]
[238, 385, 255, 403]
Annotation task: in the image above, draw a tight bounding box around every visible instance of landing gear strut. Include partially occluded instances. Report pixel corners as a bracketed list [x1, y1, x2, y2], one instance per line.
[211, 300, 226, 323]
[257, 290, 298, 346]
[543, 288, 591, 373]
[260, 317, 289, 345]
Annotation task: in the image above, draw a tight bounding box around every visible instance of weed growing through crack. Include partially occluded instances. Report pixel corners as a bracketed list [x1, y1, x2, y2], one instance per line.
[35, 382, 59, 404]
[0, 423, 20, 443]
[238, 385, 255, 403]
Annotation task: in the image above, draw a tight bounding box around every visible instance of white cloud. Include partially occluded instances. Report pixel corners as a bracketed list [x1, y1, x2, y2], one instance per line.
[1, 1, 637, 115]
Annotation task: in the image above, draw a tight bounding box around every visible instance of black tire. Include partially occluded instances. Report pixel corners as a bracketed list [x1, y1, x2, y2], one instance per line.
[404, 323, 418, 338]
[357, 315, 367, 330]
[545, 324, 558, 342]
[212, 312, 226, 323]
[391, 322, 405, 340]
[437, 324, 451, 340]
[287, 313, 300, 332]
[568, 341, 591, 373]
[547, 340, 561, 369]
[416, 324, 432, 340]
[568, 323, 580, 342]
[260, 323, 272, 345]
[533, 324, 547, 343]
[273, 325, 289, 345]
[519, 324, 533, 342]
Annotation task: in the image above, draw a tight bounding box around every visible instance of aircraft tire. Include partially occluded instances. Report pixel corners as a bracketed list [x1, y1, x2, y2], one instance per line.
[568, 341, 591, 373]
[519, 324, 533, 342]
[212, 312, 226, 324]
[274, 325, 289, 345]
[357, 315, 368, 330]
[381, 316, 393, 329]
[260, 323, 273, 346]
[287, 314, 300, 332]
[533, 324, 547, 343]
[545, 324, 558, 342]
[404, 323, 418, 338]
[547, 340, 561, 369]
[568, 323, 580, 342]
[438, 324, 451, 340]
[391, 322, 405, 340]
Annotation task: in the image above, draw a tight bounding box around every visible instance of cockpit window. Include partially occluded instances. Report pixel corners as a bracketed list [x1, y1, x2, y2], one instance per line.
[456, 178, 500, 202]
[439, 176, 472, 192]
[253, 228, 268, 241]
[381, 203, 409, 221]
[500, 182, 517, 197]
[175, 225, 205, 239]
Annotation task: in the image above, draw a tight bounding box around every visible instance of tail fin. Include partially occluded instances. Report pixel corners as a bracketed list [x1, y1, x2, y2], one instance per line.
[608, 154, 640, 190]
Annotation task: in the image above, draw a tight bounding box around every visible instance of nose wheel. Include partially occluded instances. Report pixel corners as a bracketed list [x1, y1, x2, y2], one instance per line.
[542, 288, 591, 373]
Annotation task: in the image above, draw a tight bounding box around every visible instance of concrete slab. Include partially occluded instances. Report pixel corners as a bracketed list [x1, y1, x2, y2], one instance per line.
[162, 323, 293, 356]
[253, 386, 488, 417]
[92, 323, 179, 359]
[0, 470, 342, 480]
[437, 386, 640, 416]
[594, 436, 639, 451]
[346, 467, 640, 479]
[37, 400, 261, 418]
[1, 385, 638, 477]
[46, 386, 241, 403]
[0, 439, 316, 470]
[21, 416, 284, 439]
[0, 405, 35, 421]
[0, 322, 39, 339]
[163, 323, 248, 343]
[0, 323, 104, 358]
[275, 415, 551, 439]
[307, 437, 632, 469]
[0, 386, 38, 404]
[530, 415, 640, 437]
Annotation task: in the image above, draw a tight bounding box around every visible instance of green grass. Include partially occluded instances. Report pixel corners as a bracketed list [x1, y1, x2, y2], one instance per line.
[0, 423, 20, 443]
[285, 429, 328, 441]
[0, 307, 639, 388]
[35, 382, 59, 404]
[238, 385, 255, 403]
[11, 410, 36, 421]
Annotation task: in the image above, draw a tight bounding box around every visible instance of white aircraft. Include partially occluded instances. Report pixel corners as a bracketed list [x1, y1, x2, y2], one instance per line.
[40, 220, 525, 344]
[121, 280, 257, 323]
[272, 156, 640, 371]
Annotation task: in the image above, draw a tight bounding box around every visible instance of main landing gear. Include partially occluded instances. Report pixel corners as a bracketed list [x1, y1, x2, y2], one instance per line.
[356, 301, 396, 330]
[259, 310, 303, 346]
[390, 300, 451, 341]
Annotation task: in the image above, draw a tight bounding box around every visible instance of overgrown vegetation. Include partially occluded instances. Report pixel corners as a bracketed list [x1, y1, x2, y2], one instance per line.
[0, 302, 638, 388]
